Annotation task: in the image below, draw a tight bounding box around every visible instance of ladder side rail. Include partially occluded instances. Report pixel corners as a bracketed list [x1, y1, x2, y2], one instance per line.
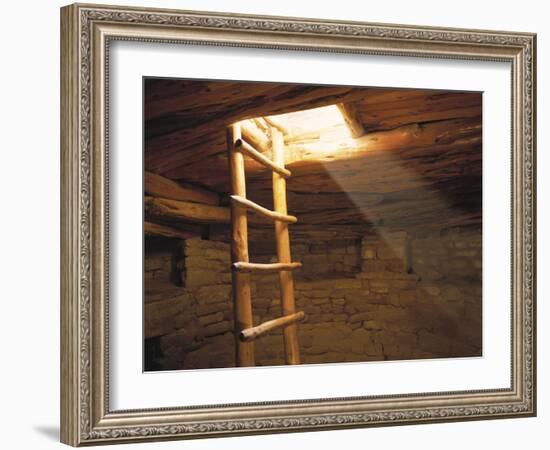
[227, 123, 255, 367]
[271, 128, 302, 365]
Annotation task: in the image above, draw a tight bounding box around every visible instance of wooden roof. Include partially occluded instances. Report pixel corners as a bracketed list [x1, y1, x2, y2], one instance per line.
[144, 79, 482, 233]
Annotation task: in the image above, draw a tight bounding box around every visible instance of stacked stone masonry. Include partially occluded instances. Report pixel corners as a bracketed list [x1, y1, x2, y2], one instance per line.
[144, 226, 482, 371]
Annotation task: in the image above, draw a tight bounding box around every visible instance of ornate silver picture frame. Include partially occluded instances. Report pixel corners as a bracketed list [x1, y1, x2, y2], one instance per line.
[60, 3, 536, 446]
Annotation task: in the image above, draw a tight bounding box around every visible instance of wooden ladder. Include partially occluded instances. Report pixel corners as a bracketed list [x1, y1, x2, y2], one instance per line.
[227, 122, 304, 367]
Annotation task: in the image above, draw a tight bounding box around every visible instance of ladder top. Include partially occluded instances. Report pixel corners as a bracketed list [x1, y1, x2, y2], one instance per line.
[234, 138, 291, 178]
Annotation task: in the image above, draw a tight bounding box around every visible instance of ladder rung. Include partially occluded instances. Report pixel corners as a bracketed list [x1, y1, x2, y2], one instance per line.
[235, 138, 291, 178]
[233, 262, 302, 273]
[240, 312, 305, 342]
[230, 195, 297, 224]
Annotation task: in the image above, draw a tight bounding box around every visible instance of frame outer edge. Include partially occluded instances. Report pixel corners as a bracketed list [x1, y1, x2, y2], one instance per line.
[61, 2, 536, 445]
[528, 33, 536, 416]
[61, 3, 81, 447]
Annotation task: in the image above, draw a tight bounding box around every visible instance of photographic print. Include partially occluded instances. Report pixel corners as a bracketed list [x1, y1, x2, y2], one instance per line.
[61, 4, 535, 445]
[143, 80, 483, 371]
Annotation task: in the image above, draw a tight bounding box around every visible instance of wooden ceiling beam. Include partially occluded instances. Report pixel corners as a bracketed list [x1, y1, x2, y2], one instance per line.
[144, 196, 271, 226]
[145, 196, 229, 224]
[144, 171, 219, 205]
[144, 221, 198, 240]
[284, 117, 481, 166]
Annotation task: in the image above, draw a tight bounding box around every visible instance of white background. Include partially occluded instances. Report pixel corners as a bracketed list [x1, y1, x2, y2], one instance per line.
[0, 0, 547, 449]
[111, 42, 511, 409]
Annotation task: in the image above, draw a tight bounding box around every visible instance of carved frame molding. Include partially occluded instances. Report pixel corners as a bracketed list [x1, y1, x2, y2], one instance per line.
[60, 3, 536, 446]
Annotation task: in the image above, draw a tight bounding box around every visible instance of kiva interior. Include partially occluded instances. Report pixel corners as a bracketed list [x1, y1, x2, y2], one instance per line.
[143, 79, 482, 371]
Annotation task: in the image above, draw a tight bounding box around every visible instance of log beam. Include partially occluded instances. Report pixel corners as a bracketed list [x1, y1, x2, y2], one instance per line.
[284, 117, 482, 167]
[144, 196, 229, 224]
[144, 171, 219, 205]
[144, 221, 197, 239]
[144, 195, 272, 226]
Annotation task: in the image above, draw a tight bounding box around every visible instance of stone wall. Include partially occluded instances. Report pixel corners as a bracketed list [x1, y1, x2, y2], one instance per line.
[144, 225, 482, 371]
